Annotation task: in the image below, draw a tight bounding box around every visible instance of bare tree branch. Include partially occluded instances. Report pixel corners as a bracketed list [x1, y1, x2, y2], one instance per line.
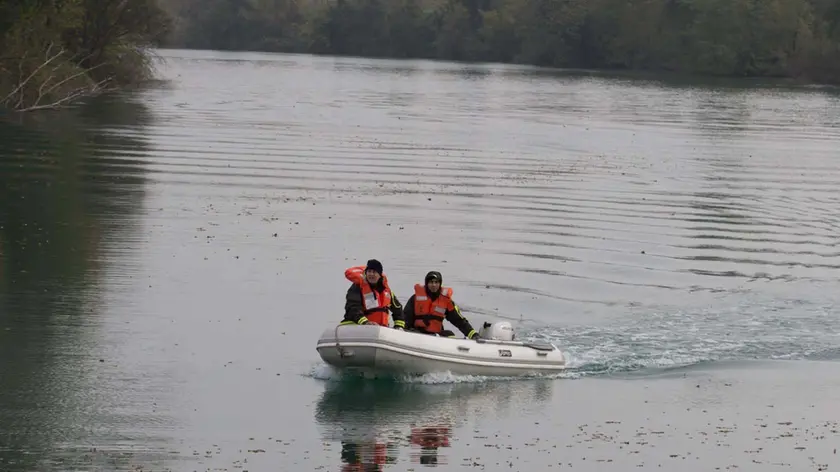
[19, 77, 113, 112]
[2, 43, 65, 106]
[1, 43, 117, 112]
[34, 62, 109, 108]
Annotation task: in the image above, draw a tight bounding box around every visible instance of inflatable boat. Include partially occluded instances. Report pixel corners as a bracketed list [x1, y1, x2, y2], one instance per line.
[315, 321, 566, 377]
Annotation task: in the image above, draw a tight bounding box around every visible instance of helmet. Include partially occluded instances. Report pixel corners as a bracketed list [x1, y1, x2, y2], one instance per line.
[425, 271, 442, 283]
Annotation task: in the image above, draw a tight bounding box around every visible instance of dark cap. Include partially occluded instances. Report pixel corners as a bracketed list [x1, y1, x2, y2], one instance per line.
[365, 259, 383, 274]
[425, 271, 442, 283]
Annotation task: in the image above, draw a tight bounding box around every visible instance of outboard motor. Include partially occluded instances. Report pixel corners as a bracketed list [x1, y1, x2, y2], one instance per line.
[478, 321, 515, 341]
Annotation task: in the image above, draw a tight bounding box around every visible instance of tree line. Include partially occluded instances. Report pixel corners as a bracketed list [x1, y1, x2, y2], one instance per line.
[163, 0, 840, 83]
[3, 0, 840, 112]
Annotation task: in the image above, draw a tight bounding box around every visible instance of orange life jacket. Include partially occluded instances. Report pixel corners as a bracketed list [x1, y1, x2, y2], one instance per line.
[340, 442, 388, 469]
[412, 284, 454, 333]
[345, 265, 393, 326]
[410, 426, 451, 448]
[372, 443, 387, 464]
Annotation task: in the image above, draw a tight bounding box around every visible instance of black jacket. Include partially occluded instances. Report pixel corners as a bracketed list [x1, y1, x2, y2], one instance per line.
[343, 281, 404, 326]
[404, 289, 477, 338]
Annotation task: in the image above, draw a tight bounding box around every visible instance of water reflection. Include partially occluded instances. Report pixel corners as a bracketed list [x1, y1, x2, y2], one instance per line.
[449, 67, 493, 81]
[410, 424, 451, 466]
[489, 64, 840, 94]
[338, 441, 397, 472]
[330, 59, 425, 77]
[0, 92, 169, 471]
[314, 378, 554, 469]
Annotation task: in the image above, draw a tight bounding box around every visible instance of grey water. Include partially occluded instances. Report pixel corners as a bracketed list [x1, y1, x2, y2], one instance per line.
[1, 48, 839, 471]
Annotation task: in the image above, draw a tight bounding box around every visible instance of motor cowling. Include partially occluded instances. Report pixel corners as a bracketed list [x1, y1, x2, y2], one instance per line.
[478, 321, 515, 341]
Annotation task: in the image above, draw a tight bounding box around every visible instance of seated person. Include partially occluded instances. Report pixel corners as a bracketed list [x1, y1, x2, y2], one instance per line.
[340, 259, 405, 329]
[404, 271, 479, 339]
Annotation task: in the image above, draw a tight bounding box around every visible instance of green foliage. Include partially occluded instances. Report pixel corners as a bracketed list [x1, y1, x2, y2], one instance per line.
[164, 0, 840, 83]
[1, 0, 170, 112]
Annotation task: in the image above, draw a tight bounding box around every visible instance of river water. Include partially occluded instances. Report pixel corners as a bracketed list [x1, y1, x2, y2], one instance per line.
[1, 49, 839, 471]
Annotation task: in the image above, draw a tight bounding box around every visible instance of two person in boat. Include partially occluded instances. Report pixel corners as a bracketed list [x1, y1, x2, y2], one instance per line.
[341, 260, 480, 340]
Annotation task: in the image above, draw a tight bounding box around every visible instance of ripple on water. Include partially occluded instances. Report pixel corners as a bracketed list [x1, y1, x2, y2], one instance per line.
[6, 50, 840, 472]
[119, 51, 840, 370]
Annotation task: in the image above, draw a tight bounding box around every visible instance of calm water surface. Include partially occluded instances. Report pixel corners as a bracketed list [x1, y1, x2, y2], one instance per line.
[1, 49, 839, 471]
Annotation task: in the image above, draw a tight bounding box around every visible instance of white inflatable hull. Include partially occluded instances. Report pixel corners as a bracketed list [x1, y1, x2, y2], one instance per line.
[315, 324, 566, 377]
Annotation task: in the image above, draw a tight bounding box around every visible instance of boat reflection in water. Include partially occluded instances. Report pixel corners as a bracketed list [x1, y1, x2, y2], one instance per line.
[410, 424, 451, 466]
[314, 377, 554, 469]
[338, 440, 395, 472]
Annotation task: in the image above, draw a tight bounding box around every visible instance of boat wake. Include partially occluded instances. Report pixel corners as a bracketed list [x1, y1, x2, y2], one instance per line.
[305, 298, 840, 385]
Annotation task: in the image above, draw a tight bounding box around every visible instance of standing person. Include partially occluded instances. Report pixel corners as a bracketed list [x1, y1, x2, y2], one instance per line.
[404, 271, 479, 339]
[340, 259, 405, 329]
